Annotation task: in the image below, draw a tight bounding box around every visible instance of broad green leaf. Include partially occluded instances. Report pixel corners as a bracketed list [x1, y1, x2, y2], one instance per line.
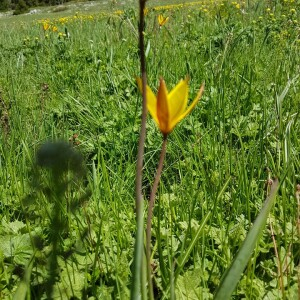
[214, 179, 279, 300]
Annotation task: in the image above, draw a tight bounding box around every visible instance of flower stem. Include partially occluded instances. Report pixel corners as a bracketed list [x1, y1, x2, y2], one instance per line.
[146, 134, 168, 299]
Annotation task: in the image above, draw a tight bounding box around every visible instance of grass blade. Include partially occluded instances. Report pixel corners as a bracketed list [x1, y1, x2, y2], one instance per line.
[176, 211, 212, 276]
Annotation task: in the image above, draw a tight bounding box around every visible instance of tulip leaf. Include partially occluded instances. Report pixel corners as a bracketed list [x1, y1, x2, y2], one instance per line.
[214, 179, 279, 300]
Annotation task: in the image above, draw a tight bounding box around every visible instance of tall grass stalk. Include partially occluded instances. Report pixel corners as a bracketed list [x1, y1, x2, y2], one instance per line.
[131, 0, 148, 298]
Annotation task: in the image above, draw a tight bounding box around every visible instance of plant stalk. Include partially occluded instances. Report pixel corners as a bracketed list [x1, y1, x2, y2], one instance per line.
[146, 134, 168, 300]
[131, 0, 148, 299]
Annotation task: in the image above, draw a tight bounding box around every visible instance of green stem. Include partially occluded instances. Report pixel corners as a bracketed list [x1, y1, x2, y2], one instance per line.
[146, 135, 168, 300]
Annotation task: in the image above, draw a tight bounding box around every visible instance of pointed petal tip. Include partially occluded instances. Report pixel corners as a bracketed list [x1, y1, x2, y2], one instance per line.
[136, 77, 142, 92]
[194, 82, 205, 103]
[200, 81, 205, 94]
[159, 77, 166, 85]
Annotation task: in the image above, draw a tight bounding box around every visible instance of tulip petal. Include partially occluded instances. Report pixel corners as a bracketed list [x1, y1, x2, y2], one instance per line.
[170, 82, 205, 131]
[158, 15, 169, 26]
[136, 77, 159, 125]
[157, 78, 170, 134]
[158, 15, 163, 25]
[168, 78, 189, 122]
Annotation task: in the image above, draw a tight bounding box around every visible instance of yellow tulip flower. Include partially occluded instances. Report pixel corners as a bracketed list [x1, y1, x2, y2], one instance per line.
[137, 77, 204, 135]
[42, 22, 50, 31]
[158, 15, 169, 27]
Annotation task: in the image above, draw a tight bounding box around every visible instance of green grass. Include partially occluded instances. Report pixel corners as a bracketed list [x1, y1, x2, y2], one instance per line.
[0, 0, 299, 299]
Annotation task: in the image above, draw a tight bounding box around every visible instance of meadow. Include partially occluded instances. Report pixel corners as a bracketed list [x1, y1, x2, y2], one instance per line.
[0, 0, 299, 299]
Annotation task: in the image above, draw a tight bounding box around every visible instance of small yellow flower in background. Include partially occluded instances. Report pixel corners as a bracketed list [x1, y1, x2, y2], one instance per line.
[42, 22, 50, 31]
[59, 17, 67, 24]
[158, 14, 169, 27]
[52, 26, 58, 32]
[137, 77, 204, 135]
